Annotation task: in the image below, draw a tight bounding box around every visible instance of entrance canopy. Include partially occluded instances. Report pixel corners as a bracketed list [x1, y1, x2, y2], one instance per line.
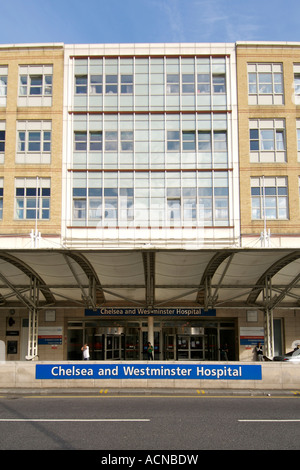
[0, 248, 300, 312]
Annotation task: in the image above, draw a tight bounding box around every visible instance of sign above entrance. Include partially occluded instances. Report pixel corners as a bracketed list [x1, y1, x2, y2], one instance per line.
[36, 363, 262, 380]
[85, 307, 216, 317]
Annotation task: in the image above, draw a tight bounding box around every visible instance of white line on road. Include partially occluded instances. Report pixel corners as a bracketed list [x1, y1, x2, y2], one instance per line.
[239, 419, 300, 422]
[0, 418, 150, 422]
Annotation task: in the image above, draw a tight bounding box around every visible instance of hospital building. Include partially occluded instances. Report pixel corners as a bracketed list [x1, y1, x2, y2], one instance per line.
[0, 41, 300, 363]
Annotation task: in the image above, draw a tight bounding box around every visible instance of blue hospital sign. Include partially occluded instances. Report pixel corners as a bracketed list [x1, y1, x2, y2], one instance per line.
[36, 363, 262, 380]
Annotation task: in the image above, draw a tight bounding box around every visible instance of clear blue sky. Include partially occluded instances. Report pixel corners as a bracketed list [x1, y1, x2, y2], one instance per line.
[1, 0, 299, 45]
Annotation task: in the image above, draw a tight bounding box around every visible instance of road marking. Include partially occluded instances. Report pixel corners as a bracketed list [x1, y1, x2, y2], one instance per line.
[239, 419, 300, 422]
[0, 418, 150, 422]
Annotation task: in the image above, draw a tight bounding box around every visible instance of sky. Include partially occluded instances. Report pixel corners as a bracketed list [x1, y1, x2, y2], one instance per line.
[1, 0, 300, 45]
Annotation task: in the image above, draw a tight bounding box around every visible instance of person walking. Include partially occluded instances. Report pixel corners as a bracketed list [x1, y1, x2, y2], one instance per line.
[81, 343, 90, 360]
[147, 341, 154, 360]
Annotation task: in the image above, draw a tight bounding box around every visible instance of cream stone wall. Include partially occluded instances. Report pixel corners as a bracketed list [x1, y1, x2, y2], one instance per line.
[0, 361, 299, 391]
[0, 44, 64, 239]
[236, 43, 300, 242]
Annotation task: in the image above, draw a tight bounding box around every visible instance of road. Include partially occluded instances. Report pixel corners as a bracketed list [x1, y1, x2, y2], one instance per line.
[0, 390, 299, 451]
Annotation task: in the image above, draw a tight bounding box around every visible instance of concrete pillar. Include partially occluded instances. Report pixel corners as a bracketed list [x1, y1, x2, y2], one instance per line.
[0, 340, 5, 361]
[148, 316, 154, 347]
[264, 308, 274, 358]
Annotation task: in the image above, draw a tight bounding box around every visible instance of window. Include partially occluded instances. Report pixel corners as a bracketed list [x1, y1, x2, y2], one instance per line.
[0, 123, 5, 164]
[0, 130, 5, 152]
[294, 65, 300, 104]
[73, 187, 87, 220]
[0, 179, 3, 219]
[73, 187, 134, 223]
[16, 121, 52, 164]
[75, 75, 88, 94]
[120, 188, 134, 220]
[183, 188, 196, 221]
[167, 74, 180, 94]
[214, 131, 227, 151]
[90, 75, 102, 94]
[198, 172, 229, 226]
[105, 131, 118, 151]
[19, 66, 53, 99]
[15, 178, 50, 220]
[212, 74, 226, 93]
[167, 131, 196, 152]
[249, 120, 286, 162]
[104, 188, 118, 219]
[74, 57, 134, 98]
[72, 173, 134, 225]
[76, 74, 104, 95]
[198, 131, 211, 150]
[102, 131, 133, 152]
[120, 131, 133, 151]
[88, 188, 102, 220]
[0, 69, 7, 97]
[18, 130, 51, 152]
[90, 132, 102, 151]
[247, 63, 283, 105]
[74, 132, 87, 151]
[297, 121, 300, 161]
[167, 188, 181, 221]
[182, 74, 195, 94]
[294, 74, 300, 95]
[167, 187, 199, 224]
[167, 129, 227, 156]
[251, 177, 288, 220]
[20, 74, 52, 96]
[182, 131, 196, 151]
[167, 131, 180, 151]
[197, 74, 210, 94]
[106, 75, 118, 94]
[74, 131, 102, 151]
[121, 75, 133, 94]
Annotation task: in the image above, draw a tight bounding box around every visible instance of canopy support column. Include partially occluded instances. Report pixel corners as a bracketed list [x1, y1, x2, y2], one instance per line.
[264, 308, 274, 358]
[26, 277, 40, 360]
[27, 307, 39, 360]
[263, 276, 274, 358]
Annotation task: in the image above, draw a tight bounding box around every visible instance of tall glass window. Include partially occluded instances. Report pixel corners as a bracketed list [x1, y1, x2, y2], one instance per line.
[251, 177, 288, 220]
[248, 63, 284, 105]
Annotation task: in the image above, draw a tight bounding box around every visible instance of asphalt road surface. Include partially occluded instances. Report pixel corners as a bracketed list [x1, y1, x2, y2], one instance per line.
[0, 391, 299, 451]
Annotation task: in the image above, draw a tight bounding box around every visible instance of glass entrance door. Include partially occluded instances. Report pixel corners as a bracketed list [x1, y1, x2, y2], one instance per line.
[125, 329, 140, 359]
[164, 334, 176, 360]
[205, 328, 218, 360]
[84, 328, 125, 360]
[106, 335, 125, 360]
[177, 335, 204, 360]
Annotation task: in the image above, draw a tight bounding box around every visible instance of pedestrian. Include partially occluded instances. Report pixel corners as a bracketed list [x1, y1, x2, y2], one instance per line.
[220, 343, 229, 361]
[255, 342, 264, 361]
[81, 343, 90, 360]
[147, 341, 154, 360]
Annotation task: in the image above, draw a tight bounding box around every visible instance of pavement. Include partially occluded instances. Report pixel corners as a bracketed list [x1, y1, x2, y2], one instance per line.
[0, 387, 299, 397]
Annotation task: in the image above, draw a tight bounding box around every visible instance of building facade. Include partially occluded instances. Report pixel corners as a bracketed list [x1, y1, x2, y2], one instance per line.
[0, 42, 300, 364]
[0, 43, 64, 249]
[62, 43, 239, 249]
[236, 42, 300, 248]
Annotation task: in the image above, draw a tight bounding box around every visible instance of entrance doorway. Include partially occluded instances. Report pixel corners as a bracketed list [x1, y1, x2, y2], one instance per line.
[177, 335, 204, 360]
[86, 327, 125, 360]
[67, 318, 236, 361]
[163, 326, 219, 360]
